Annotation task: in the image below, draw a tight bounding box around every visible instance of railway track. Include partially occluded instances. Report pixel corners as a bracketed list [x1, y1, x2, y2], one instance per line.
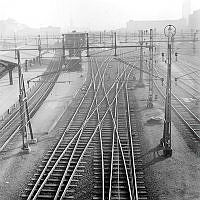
[153, 63, 200, 142]
[0, 53, 62, 151]
[22, 53, 147, 200]
[155, 60, 200, 99]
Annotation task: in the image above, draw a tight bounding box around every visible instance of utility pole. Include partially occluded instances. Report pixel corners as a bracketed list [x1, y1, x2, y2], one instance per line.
[99, 32, 102, 44]
[193, 30, 197, 54]
[86, 33, 90, 57]
[103, 30, 106, 45]
[137, 30, 145, 87]
[17, 50, 37, 149]
[25, 37, 27, 45]
[114, 32, 117, 56]
[111, 31, 113, 46]
[17, 50, 30, 152]
[46, 33, 49, 52]
[38, 35, 41, 65]
[22, 75, 37, 145]
[14, 33, 17, 59]
[147, 29, 154, 108]
[125, 32, 128, 43]
[160, 25, 176, 157]
[62, 34, 65, 65]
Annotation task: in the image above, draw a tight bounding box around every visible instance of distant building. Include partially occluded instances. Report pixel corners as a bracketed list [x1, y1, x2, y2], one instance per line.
[188, 9, 200, 30]
[125, 0, 196, 33]
[40, 26, 61, 35]
[126, 19, 186, 33]
[0, 18, 28, 35]
[64, 31, 86, 57]
[182, 0, 191, 26]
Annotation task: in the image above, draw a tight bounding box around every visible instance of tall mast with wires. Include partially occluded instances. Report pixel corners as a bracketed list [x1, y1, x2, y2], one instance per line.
[147, 29, 154, 108]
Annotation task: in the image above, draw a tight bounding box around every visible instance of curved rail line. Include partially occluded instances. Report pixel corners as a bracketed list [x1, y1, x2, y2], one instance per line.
[155, 61, 200, 100]
[153, 66, 200, 141]
[22, 53, 147, 199]
[0, 53, 62, 151]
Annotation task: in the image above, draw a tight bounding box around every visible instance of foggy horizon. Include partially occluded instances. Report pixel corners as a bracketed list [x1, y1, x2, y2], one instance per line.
[0, 0, 200, 31]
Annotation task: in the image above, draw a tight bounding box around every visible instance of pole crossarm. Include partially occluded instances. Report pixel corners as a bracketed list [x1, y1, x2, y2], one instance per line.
[147, 28, 154, 108]
[137, 30, 144, 87]
[0, 45, 151, 52]
[27, 69, 64, 83]
[29, 80, 66, 84]
[27, 64, 78, 84]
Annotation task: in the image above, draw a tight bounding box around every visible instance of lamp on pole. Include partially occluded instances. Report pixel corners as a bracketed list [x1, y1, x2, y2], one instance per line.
[160, 25, 176, 157]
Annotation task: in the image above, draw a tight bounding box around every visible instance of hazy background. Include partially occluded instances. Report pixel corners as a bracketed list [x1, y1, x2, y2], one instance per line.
[0, 0, 199, 31]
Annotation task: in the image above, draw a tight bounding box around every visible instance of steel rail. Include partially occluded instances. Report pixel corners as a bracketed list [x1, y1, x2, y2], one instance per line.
[0, 44, 84, 148]
[154, 63, 200, 99]
[153, 68, 200, 141]
[26, 53, 134, 199]
[94, 56, 118, 199]
[154, 64, 200, 125]
[0, 56, 62, 151]
[96, 52, 135, 199]
[108, 68, 133, 200]
[108, 57, 119, 200]
[0, 56, 59, 131]
[124, 76, 139, 200]
[59, 63, 133, 200]
[26, 56, 111, 200]
[55, 57, 120, 199]
[155, 80, 200, 141]
[92, 56, 107, 200]
[52, 57, 111, 200]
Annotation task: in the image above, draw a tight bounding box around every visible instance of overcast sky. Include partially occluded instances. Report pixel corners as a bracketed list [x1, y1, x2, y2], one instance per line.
[0, 0, 199, 30]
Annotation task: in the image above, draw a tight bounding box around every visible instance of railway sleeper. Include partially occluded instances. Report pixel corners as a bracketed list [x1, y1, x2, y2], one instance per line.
[93, 176, 102, 183]
[138, 189, 148, 197]
[67, 124, 83, 129]
[36, 194, 59, 199]
[41, 158, 74, 165]
[136, 175, 145, 183]
[100, 143, 114, 148]
[111, 191, 131, 198]
[132, 148, 142, 153]
[42, 155, 74, 162]
[93, 162, 103, 168]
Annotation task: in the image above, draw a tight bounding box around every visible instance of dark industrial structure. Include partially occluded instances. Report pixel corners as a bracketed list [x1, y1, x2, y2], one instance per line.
[64, 31, 86, 57]
[62, 31, 86, 71]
